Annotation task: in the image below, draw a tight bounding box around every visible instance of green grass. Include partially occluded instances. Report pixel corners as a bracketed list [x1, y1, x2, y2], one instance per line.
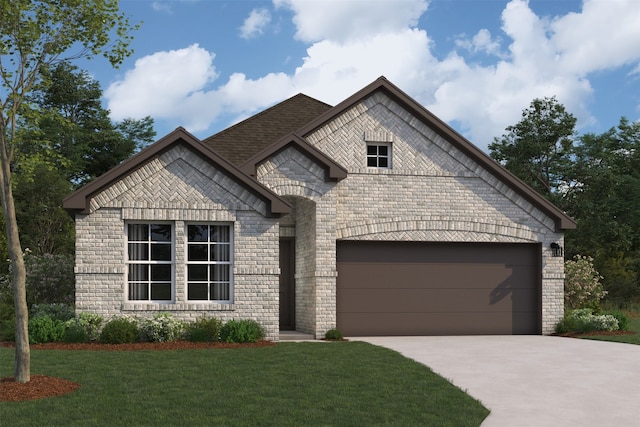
[1, 342, 489, 426]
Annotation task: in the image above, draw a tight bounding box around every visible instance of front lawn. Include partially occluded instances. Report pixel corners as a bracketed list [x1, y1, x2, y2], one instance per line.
[1, 341, 489, 426]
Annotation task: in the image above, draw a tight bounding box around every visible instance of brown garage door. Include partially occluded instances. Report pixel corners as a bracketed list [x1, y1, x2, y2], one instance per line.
[336, 241, 541, 336]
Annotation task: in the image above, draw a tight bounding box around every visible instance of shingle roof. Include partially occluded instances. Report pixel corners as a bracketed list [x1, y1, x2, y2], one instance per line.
[202, 94, 333, 166]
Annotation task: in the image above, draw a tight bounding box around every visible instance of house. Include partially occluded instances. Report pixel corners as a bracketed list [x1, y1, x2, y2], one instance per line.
[63, 76, 575, 340]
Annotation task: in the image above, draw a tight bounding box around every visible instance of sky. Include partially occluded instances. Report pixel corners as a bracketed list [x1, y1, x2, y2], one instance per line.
[81, 0, 640, 152]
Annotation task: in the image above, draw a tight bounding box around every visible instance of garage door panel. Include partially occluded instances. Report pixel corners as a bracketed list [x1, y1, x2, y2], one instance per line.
[337, 263, 538, 290]
[336, 241, 541, 336]
[337, 288, 539, 313]
[337, 312, 536, 336]
[337, 241, 537, 265]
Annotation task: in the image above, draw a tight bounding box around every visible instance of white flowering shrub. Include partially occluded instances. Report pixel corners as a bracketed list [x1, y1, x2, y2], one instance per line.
[139, 312, 185, 342]
[589, 314, 619, 331]
[564, 255, 607, 310]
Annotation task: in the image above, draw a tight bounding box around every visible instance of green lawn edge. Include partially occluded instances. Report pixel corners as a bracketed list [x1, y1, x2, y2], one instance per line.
[1, 341, 489, 426]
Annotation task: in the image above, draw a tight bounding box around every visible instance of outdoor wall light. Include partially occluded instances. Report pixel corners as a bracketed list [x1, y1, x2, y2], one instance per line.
[550, 242, 563, 257]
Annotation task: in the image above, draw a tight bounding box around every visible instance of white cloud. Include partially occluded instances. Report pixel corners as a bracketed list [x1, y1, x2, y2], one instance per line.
[105, 44, 218, 131]
[151, 1, 173, 14]
[455, 29, 504, 57]
[239, 8, 272, 39]
[273, 0, 428, 43]
[106, 0, 640, 149]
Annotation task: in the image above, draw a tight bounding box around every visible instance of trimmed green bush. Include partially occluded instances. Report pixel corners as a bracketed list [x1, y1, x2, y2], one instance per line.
[28, 315, 66, 344]
[324, 328, 344, 340]
[100, 317, 140, 344]
[186, 317, 223, 342]
[63, 324, 89, 343]
[555, 309, 619, 334]
[64, 312, 104, 342]
[139, 313, 185, 342]
[220, 319, 264, 343]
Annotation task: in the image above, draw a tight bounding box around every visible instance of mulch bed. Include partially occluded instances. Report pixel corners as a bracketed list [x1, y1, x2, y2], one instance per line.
[0, 340, 275, 402]
[554, 330, 636, 338]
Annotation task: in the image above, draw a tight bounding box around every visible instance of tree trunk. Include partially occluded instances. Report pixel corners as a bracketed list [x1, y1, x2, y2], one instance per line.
[0, 157, 30, 383]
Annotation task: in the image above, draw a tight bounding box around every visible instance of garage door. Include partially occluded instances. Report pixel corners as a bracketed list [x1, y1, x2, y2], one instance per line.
[336, 241, 541, 336]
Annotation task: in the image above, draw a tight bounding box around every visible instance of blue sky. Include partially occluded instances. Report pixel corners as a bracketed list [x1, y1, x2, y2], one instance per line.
[82, 0, 640, 152]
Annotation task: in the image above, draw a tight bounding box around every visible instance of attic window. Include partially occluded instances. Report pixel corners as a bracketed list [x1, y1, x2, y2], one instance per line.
[367, 143, 391, 168]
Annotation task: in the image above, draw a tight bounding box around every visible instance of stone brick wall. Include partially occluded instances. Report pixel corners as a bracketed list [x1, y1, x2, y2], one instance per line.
[74, 145, 281, 341]
[76, 91, 568, 340]
[302, 92, 565, 334]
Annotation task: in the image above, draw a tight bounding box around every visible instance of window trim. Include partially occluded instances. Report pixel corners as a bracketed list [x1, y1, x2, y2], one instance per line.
[125, 222, 175, 304]
[185, 223, 234, 304]
[366, 142, 392, 169]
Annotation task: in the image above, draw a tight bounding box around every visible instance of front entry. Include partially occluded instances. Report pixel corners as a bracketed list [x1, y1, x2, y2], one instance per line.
[279, 238, 295, 330]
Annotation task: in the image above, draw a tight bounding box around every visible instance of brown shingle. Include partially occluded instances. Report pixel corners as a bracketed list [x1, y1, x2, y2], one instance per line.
[203, 94, 332, 166]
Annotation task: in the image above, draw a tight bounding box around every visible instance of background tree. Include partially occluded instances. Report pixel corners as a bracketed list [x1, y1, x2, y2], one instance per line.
[0, 0, 137, 383]
[0, 62, 154, 273]
[492, 98, 640, 307]
[30, 62, 155, 186]
[566, 118, 640, 304]
[489, 97, 576, 203]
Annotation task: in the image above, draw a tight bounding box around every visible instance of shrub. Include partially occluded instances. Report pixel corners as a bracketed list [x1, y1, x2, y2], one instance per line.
[31, 303, 75, 322]
[603, 310, 629, 331]
[220, 319, 265, 343]
[64, 312, 104, 342]
[185, 317, 223, 342]
[564, 255, 607, 311]
[0, 302, 15, 342]
[100, 317, 140, 344]
[25, 251, 75, 306]
[324, 328, 344, 340]
[28, 315, 66, 344]
[555, 309, 619, 334]
[63, 324, 89, 343]
[139, 313, 185, 342]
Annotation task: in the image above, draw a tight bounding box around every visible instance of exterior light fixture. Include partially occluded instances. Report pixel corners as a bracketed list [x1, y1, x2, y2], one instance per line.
[550, 242, 563, 257]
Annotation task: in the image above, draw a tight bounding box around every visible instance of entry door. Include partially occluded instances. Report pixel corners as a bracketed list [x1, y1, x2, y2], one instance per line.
[279, 238, 295, 330]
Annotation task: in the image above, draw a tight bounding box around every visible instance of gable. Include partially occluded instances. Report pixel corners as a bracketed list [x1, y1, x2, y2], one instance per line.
[296, 77, 575, 232]
[64, 127, 290, 217]
[90, 145, 269, 215]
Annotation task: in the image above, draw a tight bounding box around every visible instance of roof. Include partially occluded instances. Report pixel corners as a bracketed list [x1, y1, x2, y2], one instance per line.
[203, 94, 333, 166]
[63, 127, 291, 217]
[292, 76, 575, 231]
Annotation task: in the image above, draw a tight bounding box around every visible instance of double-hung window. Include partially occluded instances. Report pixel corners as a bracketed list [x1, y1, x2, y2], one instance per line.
[127, 223, 173, 302]
[367, 143, 392, 168]
[186, 224, 233, 302]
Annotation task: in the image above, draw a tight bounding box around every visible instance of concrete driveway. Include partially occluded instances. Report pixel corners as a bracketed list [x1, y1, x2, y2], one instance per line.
[354, 336, 640, 426]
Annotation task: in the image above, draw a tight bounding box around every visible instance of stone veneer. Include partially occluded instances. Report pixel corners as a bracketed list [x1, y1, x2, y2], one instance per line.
[74, 145, 281, 341]
[75, 91, 567, 340]
[257, 92, 564, 336]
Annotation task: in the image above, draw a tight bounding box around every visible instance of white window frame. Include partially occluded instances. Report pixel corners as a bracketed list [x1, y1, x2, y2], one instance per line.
[185, 223, 234, 304]
[125, 222, 175, 303]
[366, 142, 392, 168]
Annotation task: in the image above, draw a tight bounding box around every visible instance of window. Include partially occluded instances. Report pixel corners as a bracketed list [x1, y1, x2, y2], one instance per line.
[127, 223, 173, 302]
[367, 143, 391, 168]
[186, 224, 233, 302]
